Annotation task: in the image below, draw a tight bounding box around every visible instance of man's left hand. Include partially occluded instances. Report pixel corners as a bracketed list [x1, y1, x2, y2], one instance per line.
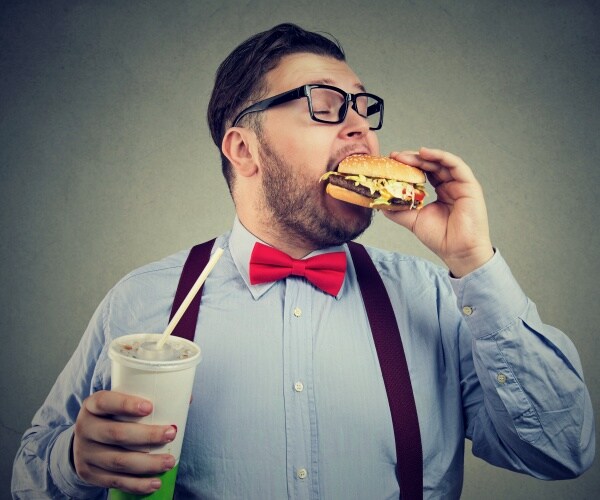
[383, 147, 494, 277]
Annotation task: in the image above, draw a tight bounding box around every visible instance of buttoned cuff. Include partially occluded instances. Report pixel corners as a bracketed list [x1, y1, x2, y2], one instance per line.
[49, 426, 104, 497]
[449, 249, 528, 337]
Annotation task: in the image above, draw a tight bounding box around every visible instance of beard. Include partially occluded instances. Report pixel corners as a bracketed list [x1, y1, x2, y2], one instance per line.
[257, 138, 373, 248]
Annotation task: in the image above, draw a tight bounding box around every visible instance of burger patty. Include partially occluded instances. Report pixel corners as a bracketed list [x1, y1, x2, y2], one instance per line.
[328, 174, 412, 206]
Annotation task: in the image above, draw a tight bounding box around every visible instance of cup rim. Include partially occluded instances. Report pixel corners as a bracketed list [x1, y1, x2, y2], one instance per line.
[109, 333, 202, 371]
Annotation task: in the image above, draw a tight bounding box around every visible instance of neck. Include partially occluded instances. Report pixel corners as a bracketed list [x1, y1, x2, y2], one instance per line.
[237, 213, 317, 259]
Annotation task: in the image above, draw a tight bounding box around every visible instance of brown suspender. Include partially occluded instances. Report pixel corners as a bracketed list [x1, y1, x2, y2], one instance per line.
[168, 239, 216, 341]
[347, 241, 423, 499]
[169, 239, 423, 499]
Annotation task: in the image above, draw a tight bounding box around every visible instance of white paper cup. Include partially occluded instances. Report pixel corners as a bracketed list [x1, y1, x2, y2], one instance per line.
[108, 333, 201, 499]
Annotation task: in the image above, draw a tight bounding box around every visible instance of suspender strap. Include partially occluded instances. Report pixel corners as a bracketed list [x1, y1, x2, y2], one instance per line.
[347, 241, 423, 500]
[170, 239, 423, 499]
[168, 238, 216, 341]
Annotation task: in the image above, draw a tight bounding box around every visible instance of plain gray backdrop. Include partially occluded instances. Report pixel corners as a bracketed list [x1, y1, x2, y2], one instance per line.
[1, 0, 598, 498]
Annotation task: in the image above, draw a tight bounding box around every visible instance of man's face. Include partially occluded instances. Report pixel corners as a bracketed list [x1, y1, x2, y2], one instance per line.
[255, 53, 381, 248]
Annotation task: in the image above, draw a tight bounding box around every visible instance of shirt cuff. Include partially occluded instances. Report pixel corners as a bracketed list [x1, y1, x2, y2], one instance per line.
[449, 249, 528, 337]
[49, 426, 104, 497]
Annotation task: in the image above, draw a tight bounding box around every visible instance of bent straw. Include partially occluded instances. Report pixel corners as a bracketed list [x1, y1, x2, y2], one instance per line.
[156, 247, 224, 349]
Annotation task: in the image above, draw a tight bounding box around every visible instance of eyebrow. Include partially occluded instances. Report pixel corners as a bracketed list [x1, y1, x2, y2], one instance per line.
[309, 78, 367, 93]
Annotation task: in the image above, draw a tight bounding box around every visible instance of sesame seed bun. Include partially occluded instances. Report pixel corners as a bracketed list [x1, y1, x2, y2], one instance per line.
[338, 154, 426, 184]
[325, 183, 417, 211]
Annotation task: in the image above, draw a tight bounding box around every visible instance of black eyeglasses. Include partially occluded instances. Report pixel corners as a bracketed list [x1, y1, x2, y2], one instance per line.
[232, 84, 384, 130]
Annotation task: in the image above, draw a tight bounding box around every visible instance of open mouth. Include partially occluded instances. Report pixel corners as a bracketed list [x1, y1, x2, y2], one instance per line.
[331, 151, 370, 172]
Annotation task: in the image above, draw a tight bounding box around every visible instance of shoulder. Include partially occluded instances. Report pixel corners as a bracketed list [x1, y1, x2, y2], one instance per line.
[113, 234, 229, 295]
[104, 234, 230, 324]
[356, 243, 451, 289]
[111, 248, 189, 297]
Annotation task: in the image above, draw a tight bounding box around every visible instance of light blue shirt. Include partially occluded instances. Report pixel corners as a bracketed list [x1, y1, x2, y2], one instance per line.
[12, 218, 594, 499]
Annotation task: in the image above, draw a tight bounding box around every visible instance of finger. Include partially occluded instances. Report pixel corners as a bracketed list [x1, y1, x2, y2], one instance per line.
[389, 150, 454, 185]
[381, 206, 419, 232]
[434, 176, 483, 202]
[80, 463, 164, 496]
[92, 420, 177, 447]
[85, 390, 153, 418]
[418, 147, 463, 166]
[83, 441, 176, 475]
[418, 147, 476, 182]
[389, 150, 421, 166]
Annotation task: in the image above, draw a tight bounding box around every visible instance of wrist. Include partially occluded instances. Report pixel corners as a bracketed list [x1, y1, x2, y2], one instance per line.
[49, 426, 101, 495]
[446, 246, 495, 278]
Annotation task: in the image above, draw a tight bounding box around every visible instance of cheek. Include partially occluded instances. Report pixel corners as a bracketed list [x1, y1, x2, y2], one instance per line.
[271, 129, 334, 172]
[367, 132, 380, 155]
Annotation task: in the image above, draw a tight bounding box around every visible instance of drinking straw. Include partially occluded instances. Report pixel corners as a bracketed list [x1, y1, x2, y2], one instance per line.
[156, 247, 224, 349]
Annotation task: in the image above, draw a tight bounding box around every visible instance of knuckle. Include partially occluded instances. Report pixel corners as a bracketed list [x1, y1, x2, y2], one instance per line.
[108, 477, 125, 490]
[110, 477, 152, 496]
[93, 389, 132, 415]
[109, 453, 129, 472]
[75, 461, 92, 481]
[118, 394, 132, 414]
[91, 390, 109, 412]
[106, 423, 126, 443]
[150, 426, 166, 443]
[74, 416, 84, 436]
[80, 397, 93, 416]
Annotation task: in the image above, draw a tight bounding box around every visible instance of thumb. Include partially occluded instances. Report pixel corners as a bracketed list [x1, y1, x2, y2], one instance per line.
[382, 207, 419, 232]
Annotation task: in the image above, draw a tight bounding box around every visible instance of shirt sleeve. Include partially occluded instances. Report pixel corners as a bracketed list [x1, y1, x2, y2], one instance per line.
[11, 292, 110, 499]
[450, 250, 595, 478]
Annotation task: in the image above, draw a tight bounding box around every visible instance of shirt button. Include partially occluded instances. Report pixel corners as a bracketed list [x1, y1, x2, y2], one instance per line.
[297, 468, 308, 479]
[294, 381, 304, 392]
[293, 307, 302, 317]
[497, 373, 507, 384]
[462, 306, 474, 316]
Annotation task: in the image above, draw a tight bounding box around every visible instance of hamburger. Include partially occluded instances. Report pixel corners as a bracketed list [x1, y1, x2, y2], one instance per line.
[320, 154, 427, 210]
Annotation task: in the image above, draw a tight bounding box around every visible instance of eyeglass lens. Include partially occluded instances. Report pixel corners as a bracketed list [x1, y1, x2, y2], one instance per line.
[309, 87, 381, 128]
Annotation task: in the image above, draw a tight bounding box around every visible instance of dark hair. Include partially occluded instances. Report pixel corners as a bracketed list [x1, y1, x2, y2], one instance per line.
[207, 23, 345, 192]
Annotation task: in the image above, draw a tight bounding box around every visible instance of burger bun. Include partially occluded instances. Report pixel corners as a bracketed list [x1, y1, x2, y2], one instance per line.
[325, 184, 415, 212]
[338, 154, 426, 184]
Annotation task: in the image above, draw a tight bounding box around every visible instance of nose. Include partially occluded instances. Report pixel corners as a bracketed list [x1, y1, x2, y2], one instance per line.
[339, 103, 370, 138]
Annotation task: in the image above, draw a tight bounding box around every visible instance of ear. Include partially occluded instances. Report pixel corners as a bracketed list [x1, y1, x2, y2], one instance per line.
[221, 127, 259, 178]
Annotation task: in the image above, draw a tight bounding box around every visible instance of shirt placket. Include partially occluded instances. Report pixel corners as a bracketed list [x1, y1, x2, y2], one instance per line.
[283, 277, 319, 499]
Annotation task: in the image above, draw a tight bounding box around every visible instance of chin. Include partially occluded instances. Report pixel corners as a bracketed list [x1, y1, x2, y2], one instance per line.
[324, 196, 373, 236]
[328, 195, 371, 218]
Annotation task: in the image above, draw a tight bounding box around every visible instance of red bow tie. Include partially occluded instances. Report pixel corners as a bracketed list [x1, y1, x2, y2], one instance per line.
[249, 242, 347, 296]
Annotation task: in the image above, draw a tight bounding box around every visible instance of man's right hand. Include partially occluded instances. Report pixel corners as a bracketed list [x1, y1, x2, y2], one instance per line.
[72, 390, 177, 495]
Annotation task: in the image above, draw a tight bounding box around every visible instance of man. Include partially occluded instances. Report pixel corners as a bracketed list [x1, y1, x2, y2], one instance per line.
[12, 23, 594, 499]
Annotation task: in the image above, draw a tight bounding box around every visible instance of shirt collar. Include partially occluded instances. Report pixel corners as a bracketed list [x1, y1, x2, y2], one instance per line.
[228, 216, 348, 300]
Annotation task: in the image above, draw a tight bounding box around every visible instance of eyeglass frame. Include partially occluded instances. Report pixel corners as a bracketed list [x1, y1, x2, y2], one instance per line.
[231, 83, 384, 130]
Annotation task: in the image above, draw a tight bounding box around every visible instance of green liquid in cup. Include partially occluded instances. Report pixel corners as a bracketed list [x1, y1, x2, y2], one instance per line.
[109, 463, 179, 499]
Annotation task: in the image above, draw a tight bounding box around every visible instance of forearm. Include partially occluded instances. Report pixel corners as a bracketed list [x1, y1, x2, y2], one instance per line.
[13, 422, 105, 499]
[454, 251, 595, 477]
[13, 294, 112, 498]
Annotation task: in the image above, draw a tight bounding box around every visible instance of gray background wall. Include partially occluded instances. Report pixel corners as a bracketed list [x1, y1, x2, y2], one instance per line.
[1, 0, 598, 498]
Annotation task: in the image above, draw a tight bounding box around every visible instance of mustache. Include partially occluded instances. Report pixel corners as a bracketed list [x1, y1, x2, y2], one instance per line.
[326, 145, 372, 171]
